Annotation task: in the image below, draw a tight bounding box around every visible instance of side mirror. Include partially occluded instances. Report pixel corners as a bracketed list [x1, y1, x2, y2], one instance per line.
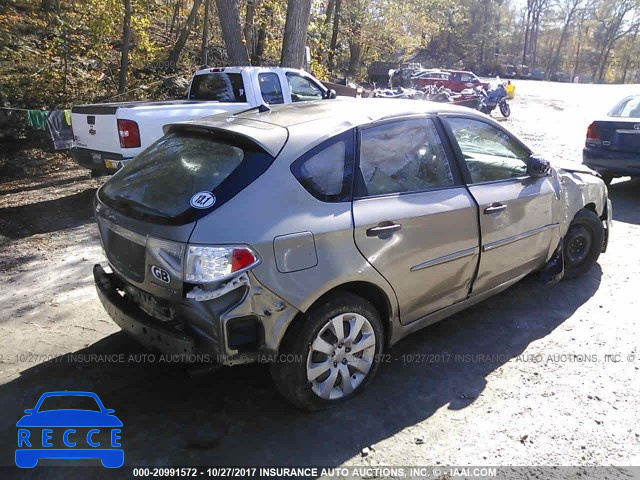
[528, 155, 551, 177]
[24, 409, 34, 415]
[324, 89, 337, 99]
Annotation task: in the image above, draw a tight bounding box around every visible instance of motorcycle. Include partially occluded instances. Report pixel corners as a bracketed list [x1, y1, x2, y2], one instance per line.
[477, 80, 511, 117]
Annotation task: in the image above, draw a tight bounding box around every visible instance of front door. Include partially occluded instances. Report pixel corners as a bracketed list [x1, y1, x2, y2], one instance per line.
[352, 117, 480, 325]
[443, 116, 559, 294]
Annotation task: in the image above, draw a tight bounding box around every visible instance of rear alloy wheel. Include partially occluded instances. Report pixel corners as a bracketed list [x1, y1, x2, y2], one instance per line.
[563, 209, 604, 280]
[270, 292, 383, 411]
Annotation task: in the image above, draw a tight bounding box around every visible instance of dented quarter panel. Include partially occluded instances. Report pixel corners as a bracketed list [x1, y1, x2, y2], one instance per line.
[555, 168, 607, 237]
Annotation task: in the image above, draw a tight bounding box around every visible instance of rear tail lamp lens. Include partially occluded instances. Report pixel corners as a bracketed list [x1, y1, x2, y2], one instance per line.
[185, 245, 259, 283]
[118, 119, 141, 148]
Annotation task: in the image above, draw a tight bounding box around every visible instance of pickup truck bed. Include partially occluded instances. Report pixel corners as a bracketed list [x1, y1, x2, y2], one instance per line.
[71, 66, 334, 174]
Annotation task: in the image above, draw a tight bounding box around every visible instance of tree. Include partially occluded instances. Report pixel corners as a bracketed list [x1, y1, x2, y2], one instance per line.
[547, 0, 583, 77]
[118, 0, 132, 94]
[200, 0, 211, 65]
[281, 0, 313, 68]
[215, 0, 249, 65]
[167, 0, 203, 66]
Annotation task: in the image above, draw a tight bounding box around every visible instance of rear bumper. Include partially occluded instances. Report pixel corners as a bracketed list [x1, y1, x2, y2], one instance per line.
[94, 264, 197, 357]
[93, 264, 293, 365]
[583, 147, 640, 176]
[70, 148, 128, 173]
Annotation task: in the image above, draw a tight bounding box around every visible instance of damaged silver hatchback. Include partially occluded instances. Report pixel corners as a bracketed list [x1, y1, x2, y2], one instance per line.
[93, 99, 612, 410]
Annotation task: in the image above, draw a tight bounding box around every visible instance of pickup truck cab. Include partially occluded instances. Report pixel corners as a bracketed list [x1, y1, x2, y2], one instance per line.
[71, 66, 334, 175]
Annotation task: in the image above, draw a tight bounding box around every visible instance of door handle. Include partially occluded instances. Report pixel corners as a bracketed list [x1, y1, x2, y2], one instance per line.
[366, 223, 402, 237]
[484, 203, 507, 214]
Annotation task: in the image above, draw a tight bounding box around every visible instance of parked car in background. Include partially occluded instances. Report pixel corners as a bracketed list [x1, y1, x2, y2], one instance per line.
[412, 69, 489, 92]
[503, 64, 517, 78]
[70, 67, 335, 176]
[531, 70, 546, 81]
[583, 94, 640, 185]
[517, 64, 531, 79]
[92, 98, 610, 411]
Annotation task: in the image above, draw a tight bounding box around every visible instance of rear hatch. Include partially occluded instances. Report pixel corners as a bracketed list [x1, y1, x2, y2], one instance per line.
[96, 120, 287, 298]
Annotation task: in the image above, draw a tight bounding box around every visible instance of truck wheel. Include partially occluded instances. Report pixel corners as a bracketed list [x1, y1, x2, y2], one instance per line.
[270, 292, 384, 411]
[563, 209, 604, 280]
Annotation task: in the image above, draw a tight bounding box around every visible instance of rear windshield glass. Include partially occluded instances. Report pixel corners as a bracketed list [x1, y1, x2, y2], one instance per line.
[609, 96, 640, 118]
[189, 73, 246, 102]
[99, 130, 274, 224]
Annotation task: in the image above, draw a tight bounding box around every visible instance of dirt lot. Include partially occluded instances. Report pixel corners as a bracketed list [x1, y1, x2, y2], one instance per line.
[1, 81, 639, 477]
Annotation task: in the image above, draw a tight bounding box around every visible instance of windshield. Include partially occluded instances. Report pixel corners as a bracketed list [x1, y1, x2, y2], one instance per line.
[99, 130, 274, 224]
[189, 73, 246, 102]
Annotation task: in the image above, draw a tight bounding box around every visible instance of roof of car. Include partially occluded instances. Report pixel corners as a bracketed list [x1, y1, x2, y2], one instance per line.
[197, 98, 477, 129]
[166, 99, 482, 156]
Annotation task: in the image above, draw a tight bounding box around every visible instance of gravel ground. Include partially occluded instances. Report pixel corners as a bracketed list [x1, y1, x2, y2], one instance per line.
[0, 80, 639, 478]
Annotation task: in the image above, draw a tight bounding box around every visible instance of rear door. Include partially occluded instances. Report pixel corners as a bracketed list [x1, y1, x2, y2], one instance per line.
[352, 117, 480, 325]
[442, 115, 559, 295]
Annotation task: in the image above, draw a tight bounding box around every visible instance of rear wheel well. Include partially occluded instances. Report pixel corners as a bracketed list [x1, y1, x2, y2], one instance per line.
[297, 282, 392, 346]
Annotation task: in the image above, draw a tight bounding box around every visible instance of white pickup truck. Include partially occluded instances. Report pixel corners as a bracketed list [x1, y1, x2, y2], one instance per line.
[71, 66, 336, 175]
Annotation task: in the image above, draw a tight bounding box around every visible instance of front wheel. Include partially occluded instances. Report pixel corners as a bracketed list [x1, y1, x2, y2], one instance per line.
[563, 209, 604, 280]
[499, 100, 511, 117]
[270, 292, 384, 411]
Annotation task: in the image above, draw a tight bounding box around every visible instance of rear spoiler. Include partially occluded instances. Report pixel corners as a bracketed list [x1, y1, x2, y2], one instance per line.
[163, 117, 288, 158]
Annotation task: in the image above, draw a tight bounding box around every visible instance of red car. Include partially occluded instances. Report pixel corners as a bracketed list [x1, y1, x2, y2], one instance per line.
[413, 69, 489, 92]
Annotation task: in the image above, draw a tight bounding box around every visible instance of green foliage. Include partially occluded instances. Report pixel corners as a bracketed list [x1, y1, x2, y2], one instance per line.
[0, 0, 638, 111]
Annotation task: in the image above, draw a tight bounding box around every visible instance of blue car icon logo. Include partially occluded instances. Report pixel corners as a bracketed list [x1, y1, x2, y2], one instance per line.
[16, 391, 123, 468]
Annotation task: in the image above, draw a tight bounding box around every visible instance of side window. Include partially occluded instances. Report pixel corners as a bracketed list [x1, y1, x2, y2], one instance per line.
[446, 117, 529, 183]
[258, 73, 284, 105]
[285, 73, 324, 102]
[460, 73, 474, 82]
[357, 118, 455, 197]
[291, 132, 353, 202]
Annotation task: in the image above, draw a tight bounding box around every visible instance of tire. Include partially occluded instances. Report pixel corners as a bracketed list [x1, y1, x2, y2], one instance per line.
[270, 292, 384, 411]
[499, 101, 511, 117]
[563, 209, 604, 280]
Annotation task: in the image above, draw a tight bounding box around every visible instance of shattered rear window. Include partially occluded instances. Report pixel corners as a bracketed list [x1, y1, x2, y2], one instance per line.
[99, 130, 274, 224]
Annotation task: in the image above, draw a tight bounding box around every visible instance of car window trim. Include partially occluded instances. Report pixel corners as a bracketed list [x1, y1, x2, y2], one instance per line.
[353, 115, 465, 199]
[438, 113, 533, 185]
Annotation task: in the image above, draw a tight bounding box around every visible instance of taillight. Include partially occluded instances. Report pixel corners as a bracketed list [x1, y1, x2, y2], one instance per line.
[117, 119, 141, 148]
[184, 245, 260, 283]
[586, 122, 601, 145]
[231, 248, 257, 272]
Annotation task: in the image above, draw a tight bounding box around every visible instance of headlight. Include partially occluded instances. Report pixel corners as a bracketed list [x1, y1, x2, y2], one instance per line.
[185, 245, 259, 283]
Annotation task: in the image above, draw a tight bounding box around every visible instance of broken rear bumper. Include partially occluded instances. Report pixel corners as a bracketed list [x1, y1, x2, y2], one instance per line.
[94, 264, 299, 366]
[94, 264, 197, 357]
